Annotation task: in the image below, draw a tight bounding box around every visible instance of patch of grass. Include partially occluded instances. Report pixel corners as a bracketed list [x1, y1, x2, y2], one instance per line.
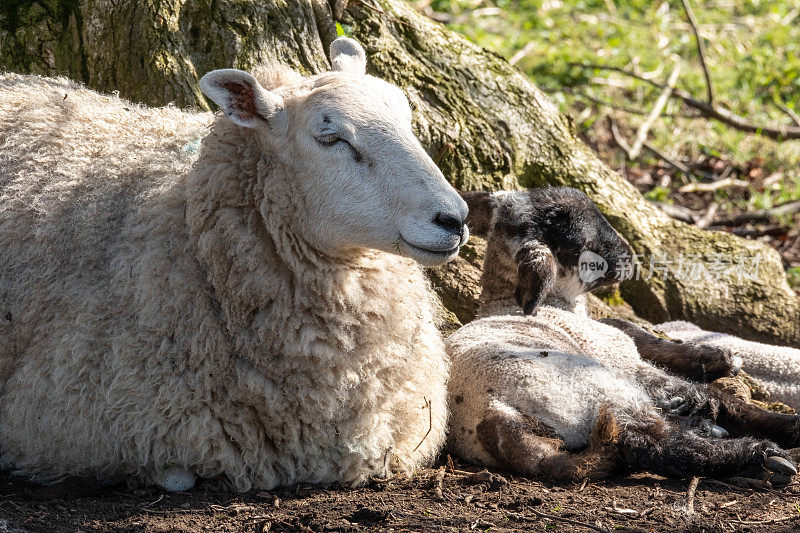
[427, 0, 800, 208]
[644, 185, 671, 203]
[787, 267, 800, 291]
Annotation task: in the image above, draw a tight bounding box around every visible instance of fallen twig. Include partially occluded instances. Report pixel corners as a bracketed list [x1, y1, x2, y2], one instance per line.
[432, 466, 445, 500]
[712, 199, 800, 226]
[681, 0, 713, 105]
[571, 62, 800, 140]
[626, 64, 682, 159]
[652, 202, 698, 224]
[143, 493, 164, 508]
[509, 41, 537, 67]
[725, 514, 800, 526]
[605, 500, 639, 516]
[727, 224, 788, 238]
[412, 397, 433, 452]
[610, 118, 633, 156]
[775, 101, 800, 127]
[683, 476, 701, 516]
[643, 141, 691, 175]
[526, 508, 612, 533]
[696, 202, 719, 229]
[677, 177, 750, 194]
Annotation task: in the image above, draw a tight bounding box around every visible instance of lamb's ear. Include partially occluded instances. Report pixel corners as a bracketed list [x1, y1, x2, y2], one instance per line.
[514, 240, 557, 315]
[330, 37, 367, 75]
[461, 191, 494, 237]
[199, 69, 284, 129]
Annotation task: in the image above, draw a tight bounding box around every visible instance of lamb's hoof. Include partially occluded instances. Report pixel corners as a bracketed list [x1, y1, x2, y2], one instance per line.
[666, 397, 688, 414]
[156, 467, 196, 492]
[730, 355, 743, 376]
[708, 424, 728, 439]
[769, 473, 793, 487]
[765, 456, 797, 476]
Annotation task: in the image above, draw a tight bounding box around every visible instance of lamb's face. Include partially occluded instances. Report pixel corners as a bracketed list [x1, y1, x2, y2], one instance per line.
[491, 188, 632, 313]
[199, 38, 468, 267]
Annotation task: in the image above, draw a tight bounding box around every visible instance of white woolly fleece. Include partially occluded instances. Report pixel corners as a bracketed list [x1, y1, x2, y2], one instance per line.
[657, 321, 800, 411]
[0, 73, 448, 490]
[447, 296, 654, 469]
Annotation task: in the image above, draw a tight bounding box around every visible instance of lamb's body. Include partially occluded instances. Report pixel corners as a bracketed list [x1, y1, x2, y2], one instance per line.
[449, 298, 651, 461]
[0, 68, 449, 490]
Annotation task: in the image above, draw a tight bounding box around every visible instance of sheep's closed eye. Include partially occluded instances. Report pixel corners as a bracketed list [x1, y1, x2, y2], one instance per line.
[315, 134, 363, 162]
[315, 133, 342, 146]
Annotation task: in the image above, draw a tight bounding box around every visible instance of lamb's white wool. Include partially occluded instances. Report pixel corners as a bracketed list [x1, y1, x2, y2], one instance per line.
[0, 38, 465, 490]
[657, 321, 800, 410]
[448, 299, 653, 462]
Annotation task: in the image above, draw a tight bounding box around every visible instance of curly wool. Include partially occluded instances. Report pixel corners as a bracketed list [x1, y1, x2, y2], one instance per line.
[0, 73, 447, 490]
[657, 321, 800, 411]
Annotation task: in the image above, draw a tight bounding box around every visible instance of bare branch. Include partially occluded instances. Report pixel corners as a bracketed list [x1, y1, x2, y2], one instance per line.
[677, 177, 750, 194]
[570, 62, 800, 140]
[609, 118, 634, 159]
[775, 101, 800, 127]
[628, 64, 682, 159]
[565, 88, 699, 118]
[696, 203, 719, 229]
[509, 41, 537, 67]
[643, 141, 691, 175]
[712, 199, 800, 226]
[653, 202, 698, 224]
[681, 0, 713, 105]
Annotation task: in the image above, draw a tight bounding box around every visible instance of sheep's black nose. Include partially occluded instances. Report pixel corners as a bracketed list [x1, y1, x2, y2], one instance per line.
[433, 212, 464, 235]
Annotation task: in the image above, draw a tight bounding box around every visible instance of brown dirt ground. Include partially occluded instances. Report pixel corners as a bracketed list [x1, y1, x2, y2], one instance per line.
[3, 458, 800, 533]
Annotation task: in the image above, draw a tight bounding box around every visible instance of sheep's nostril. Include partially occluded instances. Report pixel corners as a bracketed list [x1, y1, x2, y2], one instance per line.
[433, 213, 464, 235]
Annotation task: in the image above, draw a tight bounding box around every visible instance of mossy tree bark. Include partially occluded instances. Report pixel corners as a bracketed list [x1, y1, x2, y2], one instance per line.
[2, 0, 798, 346]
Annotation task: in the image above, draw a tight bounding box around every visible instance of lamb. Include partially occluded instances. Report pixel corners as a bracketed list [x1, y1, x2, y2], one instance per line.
[0, 37, 469, 492]
[447, 187, 799, 485]
[653, 321, 800, 411]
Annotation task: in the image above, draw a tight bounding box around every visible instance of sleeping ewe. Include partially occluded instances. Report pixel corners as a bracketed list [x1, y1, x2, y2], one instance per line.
[447, 188, 798, 485]
[0, 37, 468, 491]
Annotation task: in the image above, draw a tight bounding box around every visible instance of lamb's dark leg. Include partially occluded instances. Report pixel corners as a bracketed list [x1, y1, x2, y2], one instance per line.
[709, 388, 800, 449]
[476, 407, 621, 481]
[637, 366, 800, 449]
[616, 412, 796, 485]
[601, 318, 741, 382]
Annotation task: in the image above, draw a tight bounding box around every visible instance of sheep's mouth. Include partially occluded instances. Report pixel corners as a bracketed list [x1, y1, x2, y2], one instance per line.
[396, 236, 462, 266]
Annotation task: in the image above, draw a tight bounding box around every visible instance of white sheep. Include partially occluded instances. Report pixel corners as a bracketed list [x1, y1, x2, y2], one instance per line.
[0, 37, 469, 492]
[447, 188, 798, 484]
[654, 321, 800, 411]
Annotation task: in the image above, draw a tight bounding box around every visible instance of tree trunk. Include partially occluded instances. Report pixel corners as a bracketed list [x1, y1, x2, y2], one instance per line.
[2, 0, 798, 346]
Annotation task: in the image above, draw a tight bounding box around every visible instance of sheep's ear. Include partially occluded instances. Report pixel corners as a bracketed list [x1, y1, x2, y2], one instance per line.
[199, 69, 284, 129]
[330, 37, 367, 75]
[515, 241, 557, 315]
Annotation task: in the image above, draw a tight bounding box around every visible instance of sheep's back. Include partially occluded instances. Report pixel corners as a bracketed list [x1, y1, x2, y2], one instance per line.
[0, 74, 215, 478]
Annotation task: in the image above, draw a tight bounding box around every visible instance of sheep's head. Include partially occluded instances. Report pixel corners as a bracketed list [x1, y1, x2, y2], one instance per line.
[471, 187, 633, 314]
[198, 37, 468, 267]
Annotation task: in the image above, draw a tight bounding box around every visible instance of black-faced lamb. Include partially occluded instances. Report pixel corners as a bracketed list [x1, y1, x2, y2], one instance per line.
[447, 188, 799, 485]
[0, 38, 469, 491]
